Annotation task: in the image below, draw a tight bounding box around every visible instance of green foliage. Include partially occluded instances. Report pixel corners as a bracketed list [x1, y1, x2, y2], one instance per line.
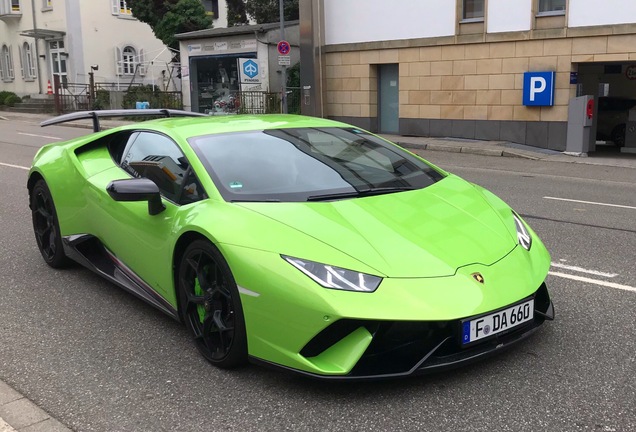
[93, 89, 111, 110]
[127, 0, 212, 49]
[0, 91, 21, 107]
[226, 0, 248, 26]
[122, 85, 183, 110]
[287, 62, 300, 88]
[244, 0, 299, 24]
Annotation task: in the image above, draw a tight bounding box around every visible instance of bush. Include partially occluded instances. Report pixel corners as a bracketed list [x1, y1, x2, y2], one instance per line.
[93, 89, 111, 110]
[3, 93, 22, 107]
[0, 91, 20, 107]
[122, 85, 182, 110]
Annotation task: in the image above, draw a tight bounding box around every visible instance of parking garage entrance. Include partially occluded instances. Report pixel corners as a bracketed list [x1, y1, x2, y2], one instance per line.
[576, 62, 636, 154]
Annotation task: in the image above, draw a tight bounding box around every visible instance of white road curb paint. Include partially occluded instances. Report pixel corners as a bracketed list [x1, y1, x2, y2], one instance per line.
[550, 263, 617, 278]
[0, 162, 29, 171]
[549, 271, 636, 294]
[18, 132, 61, 140]
[544, 196, 636, 210]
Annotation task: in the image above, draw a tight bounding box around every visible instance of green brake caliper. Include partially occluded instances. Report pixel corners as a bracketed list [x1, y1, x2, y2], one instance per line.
[194, 276, 205, 323]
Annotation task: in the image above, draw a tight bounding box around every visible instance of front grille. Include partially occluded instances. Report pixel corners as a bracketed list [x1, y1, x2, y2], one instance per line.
[300, 283, 552, 377]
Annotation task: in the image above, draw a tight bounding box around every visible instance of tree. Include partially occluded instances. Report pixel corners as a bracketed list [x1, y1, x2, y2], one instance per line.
[243, 0, 299, 24]
[127, 0, 212, 49]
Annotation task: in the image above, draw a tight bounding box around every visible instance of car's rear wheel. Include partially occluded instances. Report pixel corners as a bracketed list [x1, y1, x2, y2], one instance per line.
[178, 240, 247, 368]
[611, 124, 626, 147]
[30, 179, 71, 268]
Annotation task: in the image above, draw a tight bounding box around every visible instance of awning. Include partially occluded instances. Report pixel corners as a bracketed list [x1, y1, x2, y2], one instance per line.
[20, 29, 66, 40]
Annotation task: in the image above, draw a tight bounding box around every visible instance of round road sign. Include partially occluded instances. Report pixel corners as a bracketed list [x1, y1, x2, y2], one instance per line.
[277, 40, 291, 56]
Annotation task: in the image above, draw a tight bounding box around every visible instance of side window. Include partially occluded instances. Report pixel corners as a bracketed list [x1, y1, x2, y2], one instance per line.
[120, 132, 203, 204]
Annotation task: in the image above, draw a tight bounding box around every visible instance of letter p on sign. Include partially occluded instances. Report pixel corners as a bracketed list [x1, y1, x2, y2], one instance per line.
[523, 72, 555, 107]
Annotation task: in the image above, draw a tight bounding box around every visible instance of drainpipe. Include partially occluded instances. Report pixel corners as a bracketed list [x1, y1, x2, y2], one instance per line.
[31, 0, 43, 94]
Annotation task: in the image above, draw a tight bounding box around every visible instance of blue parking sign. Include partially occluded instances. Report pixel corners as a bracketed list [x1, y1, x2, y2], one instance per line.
[523, 72, 555, 107]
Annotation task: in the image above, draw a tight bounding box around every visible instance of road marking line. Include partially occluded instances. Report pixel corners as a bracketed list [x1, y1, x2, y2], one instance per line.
[0, 162, 29, 171]
[18, 132, 61, 140]
[544, 196, 636, 210]
[549, 271, 636, 294]
[550, 263, 617, 278]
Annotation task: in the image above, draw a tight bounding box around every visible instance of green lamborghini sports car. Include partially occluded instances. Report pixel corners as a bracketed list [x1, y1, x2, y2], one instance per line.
[29, 110, 554, 379]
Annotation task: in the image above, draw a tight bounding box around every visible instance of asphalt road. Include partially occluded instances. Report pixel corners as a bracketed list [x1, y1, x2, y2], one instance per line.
[0, 118, 635, 432]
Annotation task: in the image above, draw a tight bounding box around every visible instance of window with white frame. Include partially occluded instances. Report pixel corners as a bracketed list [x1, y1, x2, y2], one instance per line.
[11, 0, 20, 12]
[463, 0, 484, 20]
[538, 0, 566, 14]
[20, 42, 36, 80]
[115, 45, 146, 76]
[42, 0, 52, 10]
[111, 0, 132, 16]
[122, 46, 136, 75]
[1, 44, 15, 82]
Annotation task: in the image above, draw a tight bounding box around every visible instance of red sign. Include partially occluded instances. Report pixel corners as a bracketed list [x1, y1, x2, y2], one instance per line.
[626, 65, 636, 80]
[277, 40, 291, 56]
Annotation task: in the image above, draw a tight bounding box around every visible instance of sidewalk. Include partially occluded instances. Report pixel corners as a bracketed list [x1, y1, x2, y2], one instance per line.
[2, 110, 636, 169]
[0, 380, 71, 432]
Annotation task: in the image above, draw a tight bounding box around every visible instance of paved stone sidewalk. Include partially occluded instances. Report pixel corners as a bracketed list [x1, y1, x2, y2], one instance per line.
[0, 380, 71, 432]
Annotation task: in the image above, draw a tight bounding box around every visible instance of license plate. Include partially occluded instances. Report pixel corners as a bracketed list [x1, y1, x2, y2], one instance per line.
[461, 299, 534, 344]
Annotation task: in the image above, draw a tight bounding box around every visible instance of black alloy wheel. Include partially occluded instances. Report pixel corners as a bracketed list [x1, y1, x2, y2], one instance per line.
[178, 240, 247, 368]
[30, 180, 70, 268]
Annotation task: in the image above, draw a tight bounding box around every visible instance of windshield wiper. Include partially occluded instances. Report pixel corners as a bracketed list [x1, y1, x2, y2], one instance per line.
[307, 187, 415, 202]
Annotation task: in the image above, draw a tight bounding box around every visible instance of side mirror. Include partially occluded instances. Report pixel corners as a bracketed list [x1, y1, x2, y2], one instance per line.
[107, 178, 166, 216]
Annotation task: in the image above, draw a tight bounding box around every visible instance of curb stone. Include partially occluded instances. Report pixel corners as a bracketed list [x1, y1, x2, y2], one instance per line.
[0, 381, 71, 432]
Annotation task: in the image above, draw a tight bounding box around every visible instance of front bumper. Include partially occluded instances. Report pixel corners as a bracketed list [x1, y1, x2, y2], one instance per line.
[251, 283, 554, 380]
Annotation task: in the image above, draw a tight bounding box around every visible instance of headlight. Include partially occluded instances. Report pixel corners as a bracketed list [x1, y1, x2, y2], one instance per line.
[513, 212, 532, 251]
[282, 256, 382, 292]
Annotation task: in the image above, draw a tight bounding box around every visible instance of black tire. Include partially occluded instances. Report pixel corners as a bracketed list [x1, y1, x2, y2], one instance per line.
[178, 240, 247, 368]
[611, 124, 626, 147]
[30, 179, 71, 268]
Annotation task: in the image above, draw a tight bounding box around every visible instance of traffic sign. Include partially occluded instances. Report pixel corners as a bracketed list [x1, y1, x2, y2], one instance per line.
[277, 40, 291, 56]
[278, 56, 291, 66]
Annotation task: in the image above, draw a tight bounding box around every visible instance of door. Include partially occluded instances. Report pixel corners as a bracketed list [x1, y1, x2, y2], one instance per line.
[88, 131, 205, 298]
[378, 64, 399, 134]
[49, 40, 67, 90]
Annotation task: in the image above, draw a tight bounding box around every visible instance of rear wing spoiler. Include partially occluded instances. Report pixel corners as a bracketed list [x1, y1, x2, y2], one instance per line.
[40, 109, 207, 133]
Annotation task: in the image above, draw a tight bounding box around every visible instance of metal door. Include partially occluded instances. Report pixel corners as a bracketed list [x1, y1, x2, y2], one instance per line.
[378, 64, 399, 134]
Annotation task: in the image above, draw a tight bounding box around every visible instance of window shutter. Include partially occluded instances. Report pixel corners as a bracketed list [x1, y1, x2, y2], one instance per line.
[138, 48, 146, 76]
[8, 45, 14, 79]
[29, 43, 36, 78]
[115, 46, 123, 76]
[19, 43, 25, 79]
[111, 0, 119, 15]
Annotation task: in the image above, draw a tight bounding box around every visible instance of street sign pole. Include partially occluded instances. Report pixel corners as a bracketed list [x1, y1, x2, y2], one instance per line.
[279, 0, 288, 114]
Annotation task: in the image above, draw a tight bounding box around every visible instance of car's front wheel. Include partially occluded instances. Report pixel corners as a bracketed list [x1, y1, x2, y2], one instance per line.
[30, 179, 71, 268]
[178, 240, 247, 368]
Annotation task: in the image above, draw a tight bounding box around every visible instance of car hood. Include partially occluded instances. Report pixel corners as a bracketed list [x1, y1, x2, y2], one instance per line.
[235, 175, 517, 278]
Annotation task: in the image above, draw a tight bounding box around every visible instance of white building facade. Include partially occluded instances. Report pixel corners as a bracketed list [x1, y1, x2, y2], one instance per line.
[301, 0, 636, 152]
[0, 0, 174, 96]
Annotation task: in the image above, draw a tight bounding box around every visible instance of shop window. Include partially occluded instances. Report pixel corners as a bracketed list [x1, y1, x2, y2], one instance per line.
[538, 0, 566, 15]
[463, 0, 484, 21]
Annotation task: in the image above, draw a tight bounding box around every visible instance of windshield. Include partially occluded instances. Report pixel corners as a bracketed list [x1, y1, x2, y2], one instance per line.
[188, 127, 445, 202]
